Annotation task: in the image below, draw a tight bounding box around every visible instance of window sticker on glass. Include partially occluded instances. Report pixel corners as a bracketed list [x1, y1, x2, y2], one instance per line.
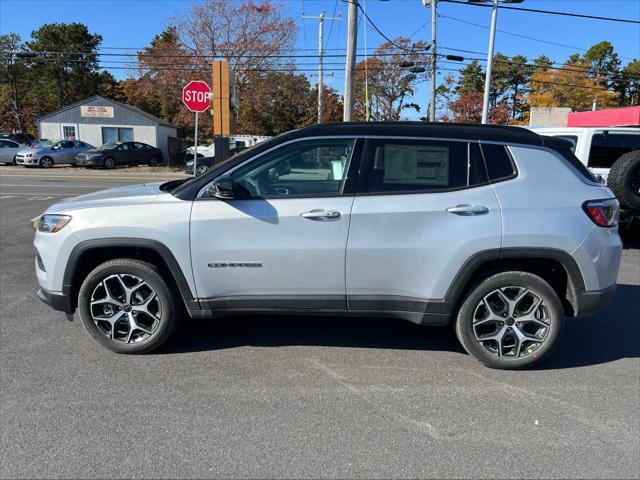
[383, 145, 449, 186]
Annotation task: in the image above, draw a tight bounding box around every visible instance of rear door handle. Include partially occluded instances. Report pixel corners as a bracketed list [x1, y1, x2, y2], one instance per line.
[300, 209, 342, 221]
[446, 204, 489, 216]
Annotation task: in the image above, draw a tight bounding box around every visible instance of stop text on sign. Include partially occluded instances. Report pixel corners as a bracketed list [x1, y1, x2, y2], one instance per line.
[184, 91, 210, 103]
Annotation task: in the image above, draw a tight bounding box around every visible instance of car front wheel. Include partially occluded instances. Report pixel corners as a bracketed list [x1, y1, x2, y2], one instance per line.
[103, 157, 115, 169]
[455, 271, 564, 370]
[77, 259, 180, 354]
[196, 164, 209, 176]
[40, 157, 53, 168]
[148, 156, 159, 167]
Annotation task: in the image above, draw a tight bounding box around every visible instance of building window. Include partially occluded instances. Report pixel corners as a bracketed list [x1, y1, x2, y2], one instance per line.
[62, 125, 77, 140]
[102, 127, 134, 144]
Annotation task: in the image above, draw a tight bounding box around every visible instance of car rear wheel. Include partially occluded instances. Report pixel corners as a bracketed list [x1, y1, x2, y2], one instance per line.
[40, 157, 53, 168]
[103, 157, 115, 169]
[148, 156, 159, 167]
[77, 259, 180, 354]
[455, 271, 564, 370]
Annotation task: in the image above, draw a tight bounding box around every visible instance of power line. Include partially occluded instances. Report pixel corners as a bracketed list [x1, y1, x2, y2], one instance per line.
[439, 0, 640, 25]
[438, 14, 637, 61]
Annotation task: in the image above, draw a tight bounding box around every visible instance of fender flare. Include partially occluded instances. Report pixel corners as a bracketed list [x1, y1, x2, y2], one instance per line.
[62, 238, 198, 313]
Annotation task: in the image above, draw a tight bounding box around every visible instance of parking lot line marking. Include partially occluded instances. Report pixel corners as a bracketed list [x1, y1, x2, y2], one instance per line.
[0, 173, 183, 181]
[0, 192, 70, 196]
[1, 183, 130, 188]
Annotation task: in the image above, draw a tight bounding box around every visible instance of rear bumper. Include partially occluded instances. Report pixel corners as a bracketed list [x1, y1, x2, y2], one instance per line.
[38, 288, 73, 314]
[573, 284, 617, 318]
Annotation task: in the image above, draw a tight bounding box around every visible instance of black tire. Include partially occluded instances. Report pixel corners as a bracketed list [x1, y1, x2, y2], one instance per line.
[12, 155, 17, 165]
[607, 150, 640, 210]
[103, 157, 115, 169]
[40, 156, 53, 168]
[455, 271, 564, 370]
[77, 258, 180, 354]
[148, 156, 159, 167]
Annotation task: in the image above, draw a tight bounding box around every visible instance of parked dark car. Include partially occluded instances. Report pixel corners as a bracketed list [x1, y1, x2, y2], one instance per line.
[75, 141, 163, 169]
[1, 132, 37, 146]
[184, 146, 246, 175]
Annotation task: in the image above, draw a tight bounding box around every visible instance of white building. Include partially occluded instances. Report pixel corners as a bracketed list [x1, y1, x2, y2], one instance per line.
[38, 96, 178, 160]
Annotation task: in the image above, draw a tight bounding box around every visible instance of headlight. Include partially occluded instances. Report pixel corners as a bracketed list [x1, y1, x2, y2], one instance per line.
[27, 153, 35, 157]
[35, 214, 72, 233]
[186, 161, 194, 166]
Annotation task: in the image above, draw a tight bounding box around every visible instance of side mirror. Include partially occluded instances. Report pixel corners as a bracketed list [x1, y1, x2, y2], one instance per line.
[207, 175, 235, 199]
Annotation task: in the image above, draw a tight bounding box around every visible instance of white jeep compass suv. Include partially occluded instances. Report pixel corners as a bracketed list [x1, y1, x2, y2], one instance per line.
[34, 123, 622, 369]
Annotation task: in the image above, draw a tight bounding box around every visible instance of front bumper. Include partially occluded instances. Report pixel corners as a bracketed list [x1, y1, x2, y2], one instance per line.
[184, 163, 194, 174]
[16, 156, 39, 165]
[573, 284, 617, 318]
[38, 287, 73, 313]
[75, 157, 102, 166]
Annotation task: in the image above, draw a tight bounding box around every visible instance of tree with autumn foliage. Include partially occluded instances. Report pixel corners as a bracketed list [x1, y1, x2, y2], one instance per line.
[353, 38, 430, 121]
[528, 61, 619, 111]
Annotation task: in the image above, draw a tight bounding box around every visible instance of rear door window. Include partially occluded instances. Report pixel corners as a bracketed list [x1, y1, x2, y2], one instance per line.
[361, 140, 488, 194]
[588, 132, 640, 168]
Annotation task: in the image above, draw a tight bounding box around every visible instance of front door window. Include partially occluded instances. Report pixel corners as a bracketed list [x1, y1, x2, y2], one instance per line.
[231, 139, 355, 198]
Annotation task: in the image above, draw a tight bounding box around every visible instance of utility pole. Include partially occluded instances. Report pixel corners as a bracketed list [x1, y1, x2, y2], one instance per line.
[343, 0, 358, 121]
[422, 0, 438, 121]
[430, 0, 437, 121]
[481, 0, 499, 124]
[303, 11, 340, 124]
[475, 0, 525, 124]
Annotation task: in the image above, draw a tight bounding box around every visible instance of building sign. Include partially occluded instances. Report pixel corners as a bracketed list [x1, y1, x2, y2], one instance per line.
[80, 106, 114, 118]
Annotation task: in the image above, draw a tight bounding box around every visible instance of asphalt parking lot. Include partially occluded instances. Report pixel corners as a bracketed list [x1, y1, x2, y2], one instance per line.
[1, 167, 639, 479]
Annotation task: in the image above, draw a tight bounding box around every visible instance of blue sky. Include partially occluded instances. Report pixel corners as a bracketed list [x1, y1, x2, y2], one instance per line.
[1, 0, 639, 119]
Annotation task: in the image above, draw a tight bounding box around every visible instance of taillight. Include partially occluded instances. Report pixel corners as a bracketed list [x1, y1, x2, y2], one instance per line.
[583, 199, 619, 228]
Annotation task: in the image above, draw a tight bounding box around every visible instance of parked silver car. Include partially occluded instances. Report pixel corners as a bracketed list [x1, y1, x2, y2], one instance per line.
[33, 123, 621, 369]
[16, 139, 94, 168]
[0, 139, 22, 164]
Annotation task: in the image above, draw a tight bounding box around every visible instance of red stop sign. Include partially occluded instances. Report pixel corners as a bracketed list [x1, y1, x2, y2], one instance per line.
[182, 81, 211, 112]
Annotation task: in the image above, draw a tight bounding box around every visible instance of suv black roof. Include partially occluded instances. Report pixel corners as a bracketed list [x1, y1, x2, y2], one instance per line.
[282, 121, 547, 146]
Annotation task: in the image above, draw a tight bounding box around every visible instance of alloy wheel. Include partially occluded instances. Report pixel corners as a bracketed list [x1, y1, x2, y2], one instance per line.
[472, 286, 550, 359]
[41, 157, 53, 168]
[90, 273, 161, 344]
[196, 165, 209, 176]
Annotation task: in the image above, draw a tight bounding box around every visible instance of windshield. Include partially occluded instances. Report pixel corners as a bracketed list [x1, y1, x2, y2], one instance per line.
[35, 140, 56, 149]
[98, 142, 119, 150]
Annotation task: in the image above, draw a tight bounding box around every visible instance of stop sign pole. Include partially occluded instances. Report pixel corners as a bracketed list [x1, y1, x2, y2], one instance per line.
[182, 81, 212, 176]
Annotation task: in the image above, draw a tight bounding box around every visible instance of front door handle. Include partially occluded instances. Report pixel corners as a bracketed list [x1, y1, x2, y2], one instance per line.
[446, 204, 489, 216]
[300, 209, 342, 221]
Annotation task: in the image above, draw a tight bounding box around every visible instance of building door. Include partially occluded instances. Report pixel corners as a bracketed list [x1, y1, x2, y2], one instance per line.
[61, 124, 77, 141]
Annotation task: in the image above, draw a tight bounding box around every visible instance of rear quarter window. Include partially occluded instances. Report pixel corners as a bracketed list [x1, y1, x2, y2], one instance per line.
[480, 144, 516, 182]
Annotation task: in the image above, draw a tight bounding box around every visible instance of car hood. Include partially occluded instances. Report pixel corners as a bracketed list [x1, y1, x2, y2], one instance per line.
[48, 182, 167, 212]
[18, 147, 46, 154]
